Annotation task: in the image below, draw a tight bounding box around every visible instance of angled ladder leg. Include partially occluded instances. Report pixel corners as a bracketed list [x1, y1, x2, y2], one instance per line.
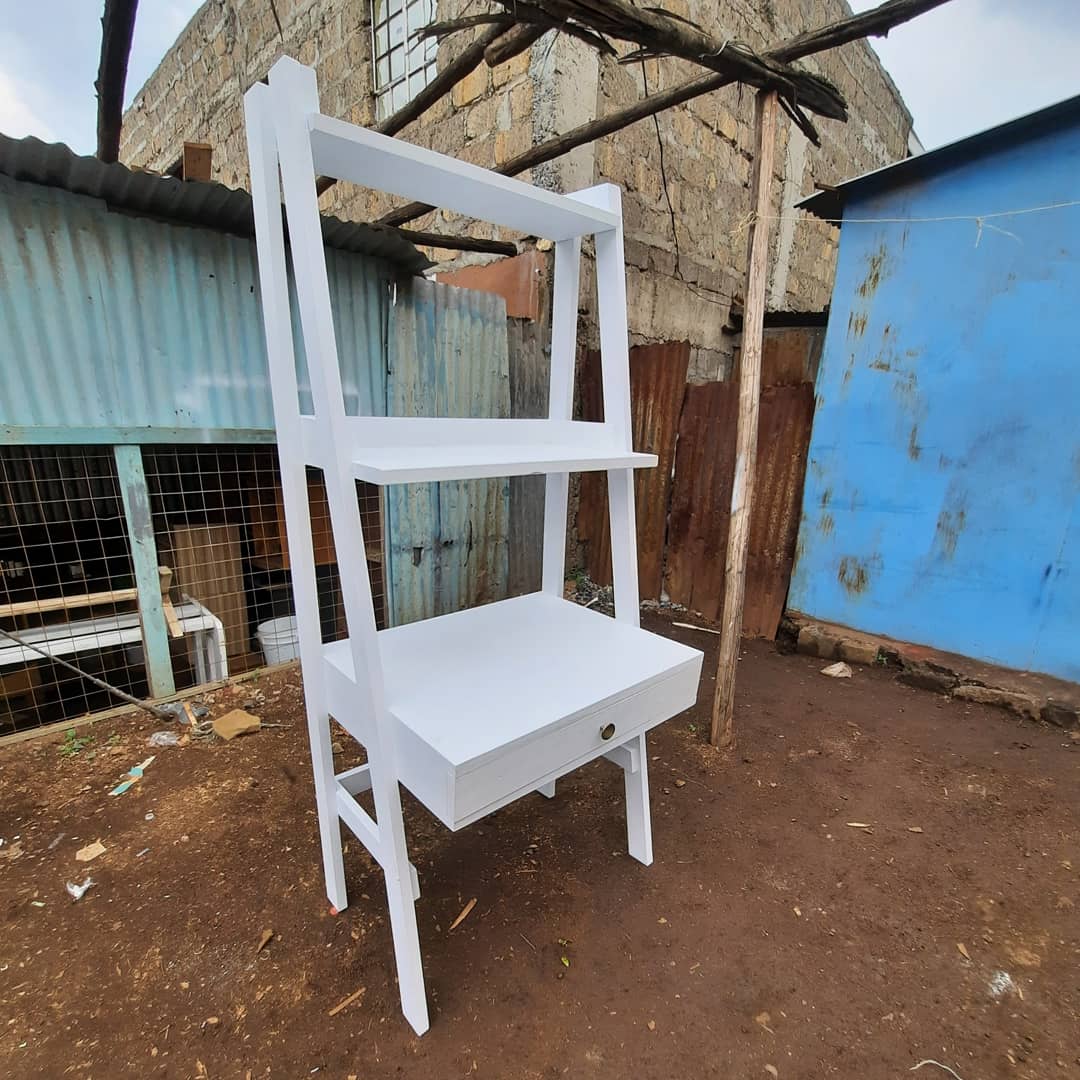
[604, 733, 653, 865]
[244, 82, 348, 913]
[260, 58, 430, 1036]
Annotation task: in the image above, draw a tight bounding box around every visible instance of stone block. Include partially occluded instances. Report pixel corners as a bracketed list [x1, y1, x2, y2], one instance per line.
[797, 624, 838, 660]
[897, 661, 958, 694]
[837, 638, 881, 667]
[953, 684, 1042, 722]
[452, 63, 488, 108]
[1042, 698, 1080, 729]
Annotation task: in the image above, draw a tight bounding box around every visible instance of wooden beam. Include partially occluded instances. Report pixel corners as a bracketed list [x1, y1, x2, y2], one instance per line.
[95, 0, 139, 162]
[376, 0, 952, 229]
[114, 445, 175, 698]
[485, 23, 549, 66]
[396, 228, 517, 257]
[710, 92, 779, 750]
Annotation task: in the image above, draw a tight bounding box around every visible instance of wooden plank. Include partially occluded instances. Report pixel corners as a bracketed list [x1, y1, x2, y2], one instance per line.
[712, 90, 779, 749]
[114, 445, 176, 698]
[0, 587, 138, 619]
[170, 524, 247, 658]
[575, 342, 690, 599]
[181, 141, 213, 182]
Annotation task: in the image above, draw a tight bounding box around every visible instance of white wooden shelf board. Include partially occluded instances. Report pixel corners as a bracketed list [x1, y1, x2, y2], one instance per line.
[324, 593, 702, 829]
[308, 115, 620, 241]
[348, 444, 658, 484]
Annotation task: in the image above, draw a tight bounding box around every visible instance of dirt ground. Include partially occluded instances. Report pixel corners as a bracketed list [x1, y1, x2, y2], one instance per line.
[1, 611, 1078, 1080]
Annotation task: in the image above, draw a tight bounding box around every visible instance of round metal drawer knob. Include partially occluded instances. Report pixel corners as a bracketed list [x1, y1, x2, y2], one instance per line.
[600, 722, 616, 741]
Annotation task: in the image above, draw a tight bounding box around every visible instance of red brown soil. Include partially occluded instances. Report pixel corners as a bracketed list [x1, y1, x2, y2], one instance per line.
[1, 612, 1078, 1079]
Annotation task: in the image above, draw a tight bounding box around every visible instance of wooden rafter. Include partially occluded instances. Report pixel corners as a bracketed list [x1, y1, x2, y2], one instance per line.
[376, 0, 952, 230]
[95, 0, 140, 163]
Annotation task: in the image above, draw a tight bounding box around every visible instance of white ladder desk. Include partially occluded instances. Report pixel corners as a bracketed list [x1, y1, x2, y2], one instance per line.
[245, 57, 703, 1035]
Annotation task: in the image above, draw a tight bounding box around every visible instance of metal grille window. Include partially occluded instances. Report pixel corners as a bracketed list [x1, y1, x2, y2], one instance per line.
[371, 0, 438, 120]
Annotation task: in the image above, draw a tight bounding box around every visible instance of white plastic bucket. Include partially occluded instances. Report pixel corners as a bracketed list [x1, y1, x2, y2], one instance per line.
[256, 615, 300, 665]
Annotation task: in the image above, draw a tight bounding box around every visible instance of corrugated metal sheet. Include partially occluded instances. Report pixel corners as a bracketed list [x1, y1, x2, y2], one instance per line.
[744, 384, 815, 638]
[385, 277, 510, 625]
[0, 177, 388, 434]
[664, 381, 815, 637]
[0, 132, 429, 273]
[575, 342, 689, 598]
[664, 381, 737, 618]
[506, 307, 550, 597]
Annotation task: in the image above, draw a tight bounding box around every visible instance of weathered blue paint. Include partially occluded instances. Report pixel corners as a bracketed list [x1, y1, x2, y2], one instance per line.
[385, 278, 511, 625]
[0, 176, 389, 435]
[113, 445, 175, 698]
[791, 117, 1080, 681]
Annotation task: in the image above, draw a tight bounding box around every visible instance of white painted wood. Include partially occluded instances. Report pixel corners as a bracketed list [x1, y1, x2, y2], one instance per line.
[323, 593, 701, 828]
[542, 236, 581, 596]
[245, 58, 704, 1036]
[0, 599, 226, 682]
[306, 111, 619, 241]
[245, 83, 350, 916]
[347, 443, 655, 484]
[621, 733, 653, 866]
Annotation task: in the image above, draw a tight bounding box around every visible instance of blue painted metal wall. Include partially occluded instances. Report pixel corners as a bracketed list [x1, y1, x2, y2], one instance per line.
[790, 123, 1080, 680]
[0, 176, 388, 440]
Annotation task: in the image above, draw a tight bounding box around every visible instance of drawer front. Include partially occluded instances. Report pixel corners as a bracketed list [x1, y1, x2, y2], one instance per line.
[452, 658, 701, 826]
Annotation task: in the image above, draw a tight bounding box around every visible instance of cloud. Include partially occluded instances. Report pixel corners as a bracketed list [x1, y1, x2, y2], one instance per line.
[852, 0, 1080, 148]
[0, 64, 57, 143]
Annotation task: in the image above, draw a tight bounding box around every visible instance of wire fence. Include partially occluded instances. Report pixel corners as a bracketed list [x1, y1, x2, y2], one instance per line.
[0, 444, 385, 737]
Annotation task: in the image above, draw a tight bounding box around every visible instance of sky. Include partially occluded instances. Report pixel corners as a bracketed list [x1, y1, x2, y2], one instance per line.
[0, 0, 1077, 156]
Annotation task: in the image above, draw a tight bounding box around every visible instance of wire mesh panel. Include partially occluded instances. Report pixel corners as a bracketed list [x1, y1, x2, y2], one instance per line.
[0, 446, 139, 734]
[0, 443, 387, 738]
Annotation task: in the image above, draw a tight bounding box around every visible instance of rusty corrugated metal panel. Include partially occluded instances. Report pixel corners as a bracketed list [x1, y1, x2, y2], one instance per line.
[744, 384, 815, 637]
[385, 278, 510, 625]
[664, 381, 738, 618]
[575, 342, 689, 598]
[0, 132, 429, 273]
[665, 382, 815, 638]
[762, 326, 825, 386]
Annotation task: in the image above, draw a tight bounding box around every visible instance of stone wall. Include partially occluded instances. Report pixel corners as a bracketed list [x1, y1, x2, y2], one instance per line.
[121, 0, 912, 378]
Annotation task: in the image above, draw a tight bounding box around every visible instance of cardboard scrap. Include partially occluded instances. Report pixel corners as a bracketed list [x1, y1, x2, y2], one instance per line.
[213, 709, 262, 741]
[76, 840, 106, 862]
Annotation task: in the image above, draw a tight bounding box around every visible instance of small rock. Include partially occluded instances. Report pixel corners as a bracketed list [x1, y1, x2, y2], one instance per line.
[765, 1065, 779, 1079]
[674, 779, 686, 788]
[647, 1020, 656, 1032]
[331, 741, 345, 754]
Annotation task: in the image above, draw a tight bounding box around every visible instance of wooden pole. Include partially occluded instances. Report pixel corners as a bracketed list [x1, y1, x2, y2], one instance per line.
[710, 90, 779, 749]
[95, 0, 139, 162]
